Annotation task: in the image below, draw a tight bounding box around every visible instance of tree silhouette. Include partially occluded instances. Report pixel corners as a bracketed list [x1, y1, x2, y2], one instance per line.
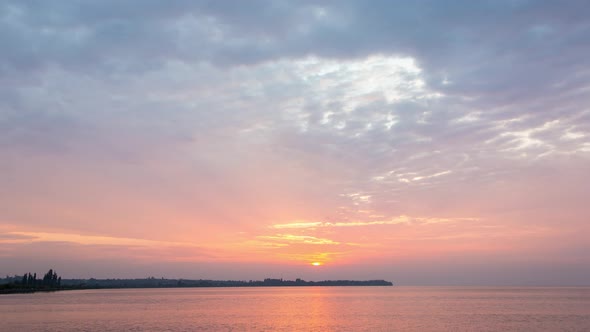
[41, 269, 60, 287]
[2, 269, 63, 292]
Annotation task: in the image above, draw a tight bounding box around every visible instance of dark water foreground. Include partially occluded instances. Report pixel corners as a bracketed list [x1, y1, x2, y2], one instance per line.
[1, 287, 589, 331]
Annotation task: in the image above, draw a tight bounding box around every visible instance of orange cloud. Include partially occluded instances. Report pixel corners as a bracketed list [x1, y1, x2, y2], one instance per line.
[271, 215, 479, 229]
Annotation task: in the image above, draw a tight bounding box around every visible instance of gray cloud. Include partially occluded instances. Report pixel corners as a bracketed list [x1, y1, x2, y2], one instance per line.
[2, 1, 589, 126]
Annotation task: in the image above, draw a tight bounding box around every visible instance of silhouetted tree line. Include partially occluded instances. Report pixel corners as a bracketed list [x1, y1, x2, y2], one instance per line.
[67, 277, 393, 288]
[11, 269, 61, 289]
[42, 269, 61, 287]
[2, 272, 393, 294]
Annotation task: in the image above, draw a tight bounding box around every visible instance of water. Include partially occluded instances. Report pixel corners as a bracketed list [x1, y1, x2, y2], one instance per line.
[1, 287, 589, 331]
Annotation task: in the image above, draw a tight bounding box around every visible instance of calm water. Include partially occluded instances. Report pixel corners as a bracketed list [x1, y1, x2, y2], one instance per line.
[1, 287, 589, 331]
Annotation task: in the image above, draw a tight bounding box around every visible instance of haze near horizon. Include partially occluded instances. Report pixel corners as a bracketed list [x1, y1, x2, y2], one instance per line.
[1, 1, 589, 285]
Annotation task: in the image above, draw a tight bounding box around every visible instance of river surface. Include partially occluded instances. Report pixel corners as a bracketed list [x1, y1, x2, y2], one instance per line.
[1, 286, 589, 331]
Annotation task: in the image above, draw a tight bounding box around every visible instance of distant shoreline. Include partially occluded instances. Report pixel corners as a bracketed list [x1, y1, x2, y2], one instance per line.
[0, 277, 393, 294]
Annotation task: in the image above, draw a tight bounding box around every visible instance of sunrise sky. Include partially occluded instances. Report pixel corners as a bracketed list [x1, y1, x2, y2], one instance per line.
[1, 1, 589, 285]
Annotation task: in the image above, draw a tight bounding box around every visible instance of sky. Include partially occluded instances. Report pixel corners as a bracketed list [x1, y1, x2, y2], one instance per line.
[1, 1, 589, 286]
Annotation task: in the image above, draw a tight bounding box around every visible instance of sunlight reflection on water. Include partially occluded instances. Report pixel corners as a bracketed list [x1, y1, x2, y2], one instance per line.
[2, 287, 590, 331]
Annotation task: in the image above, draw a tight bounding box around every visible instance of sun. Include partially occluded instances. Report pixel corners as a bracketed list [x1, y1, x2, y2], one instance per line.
[311, 262, 323, 266]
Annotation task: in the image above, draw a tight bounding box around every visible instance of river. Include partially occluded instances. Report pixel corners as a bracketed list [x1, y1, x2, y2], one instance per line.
[2, 286, 589, 331]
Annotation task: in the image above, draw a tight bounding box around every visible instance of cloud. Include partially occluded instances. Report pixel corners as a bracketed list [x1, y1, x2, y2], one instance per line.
[271, 215, 478, 229]
[257, 234, 340, 245]
[271, 222, 324, 230]
[0, 232, 38, 241]
[3, 231, 199, 248]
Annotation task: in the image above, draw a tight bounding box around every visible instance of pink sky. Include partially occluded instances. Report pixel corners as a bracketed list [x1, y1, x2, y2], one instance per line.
[1, 1, 589, 285]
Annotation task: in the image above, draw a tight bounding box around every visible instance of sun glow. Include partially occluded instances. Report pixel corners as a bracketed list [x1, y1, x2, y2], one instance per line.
[311, 262, 322, 266]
